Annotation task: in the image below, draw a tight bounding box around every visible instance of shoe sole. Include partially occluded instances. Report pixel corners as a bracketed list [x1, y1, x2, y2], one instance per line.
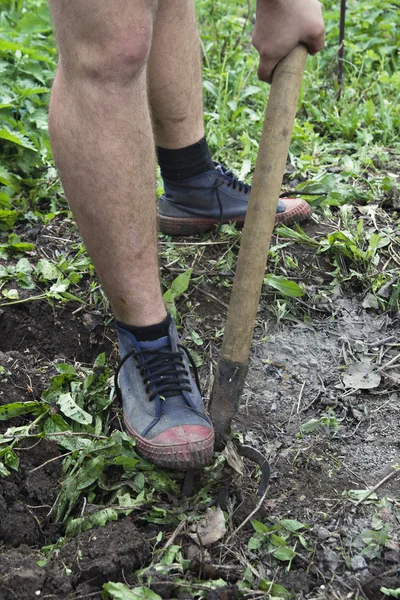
[158, 200, 312, 236]
[125, 419, 214, 471]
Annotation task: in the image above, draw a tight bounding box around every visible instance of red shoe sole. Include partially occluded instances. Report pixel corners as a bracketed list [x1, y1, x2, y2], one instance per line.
[125, 420, 214, 471]
[158, 198, 312, 236]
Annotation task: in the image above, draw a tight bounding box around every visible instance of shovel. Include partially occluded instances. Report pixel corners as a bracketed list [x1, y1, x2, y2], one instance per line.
[209, 45, 308, 448]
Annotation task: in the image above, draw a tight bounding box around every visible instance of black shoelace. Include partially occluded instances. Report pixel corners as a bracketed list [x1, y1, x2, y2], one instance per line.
[114, 344, 201, 403]
[213, 166, 250, 235]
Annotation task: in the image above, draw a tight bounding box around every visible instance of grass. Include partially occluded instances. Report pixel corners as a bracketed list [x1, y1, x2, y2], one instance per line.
[0, 0, 400, 599]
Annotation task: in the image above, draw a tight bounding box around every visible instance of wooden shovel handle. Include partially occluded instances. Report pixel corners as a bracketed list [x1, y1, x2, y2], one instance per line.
[210, 45, 308, 443]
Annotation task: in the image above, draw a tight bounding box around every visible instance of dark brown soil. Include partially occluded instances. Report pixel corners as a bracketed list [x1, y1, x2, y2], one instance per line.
[0, 300, 113, 364]
[0, 519, 150, 600]
[0, 439, 62, 549]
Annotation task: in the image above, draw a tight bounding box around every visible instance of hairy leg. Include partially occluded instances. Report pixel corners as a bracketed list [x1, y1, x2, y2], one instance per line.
[148, 0, 204, 149]
[48, 0, 166, 325]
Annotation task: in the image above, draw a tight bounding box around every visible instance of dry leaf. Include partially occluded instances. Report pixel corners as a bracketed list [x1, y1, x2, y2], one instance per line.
[223, 440, 244, 476]
[343, 361, 381, 390]
[188, 507, 226, 546]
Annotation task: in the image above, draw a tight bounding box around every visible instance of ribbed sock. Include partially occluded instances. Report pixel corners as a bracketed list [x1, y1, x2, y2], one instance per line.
[157, 136, 215, 182]
[117, 313, 172, 342]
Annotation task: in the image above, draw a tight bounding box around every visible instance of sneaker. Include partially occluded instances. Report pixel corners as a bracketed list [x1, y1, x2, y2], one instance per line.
[158, 162, 312, 236]
[115, 319, 214, 470]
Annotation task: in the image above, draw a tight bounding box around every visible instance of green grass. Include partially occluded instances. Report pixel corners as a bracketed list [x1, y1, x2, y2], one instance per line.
[0, 1, 399, 598]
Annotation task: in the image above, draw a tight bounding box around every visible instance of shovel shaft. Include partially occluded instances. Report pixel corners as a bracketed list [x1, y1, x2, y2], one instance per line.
[210, 45, 308, 443]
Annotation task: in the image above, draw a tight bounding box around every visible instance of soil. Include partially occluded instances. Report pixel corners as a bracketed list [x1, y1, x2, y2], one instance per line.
[0, 220, 399, 600]
[0, 519, 150, 599]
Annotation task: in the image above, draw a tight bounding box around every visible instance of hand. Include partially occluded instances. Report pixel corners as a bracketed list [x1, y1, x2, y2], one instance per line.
[252, 0, 325, 83]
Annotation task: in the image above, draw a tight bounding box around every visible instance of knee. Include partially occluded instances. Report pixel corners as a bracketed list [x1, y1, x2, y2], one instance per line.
[60, 25, 153, 87]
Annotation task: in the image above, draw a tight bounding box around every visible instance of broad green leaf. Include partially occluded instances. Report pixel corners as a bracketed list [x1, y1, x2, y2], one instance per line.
[0, 128, 37, 151]
[279, 519, 308, 532]
[0, 192, 11, 208]
[0, 166, 19, 189]
[272, 546, 296, 561]
[0, 401, 47, 421]
[248, 535, 263, 551]
[380, 588, 400, 598]
[74, 456, 105, 490]
[163, 268, 192, 303]
[0, 461, 10, 478]
[16, 258, 33, 275]
[35, 258, 59, 281]
[0, 40, 55, 64]
[65, 508, 119, 537]
[251, 519, 270, 534]
[57, 393, 92, 425]
[300, 419, 320, 434]
[16, 10, 52, 34]
[42, 414, 71, 433]
[203, 80, 218, 97]
[50, 279, 70, 293]
[1, 241, 35, 254]
[55, 363, 77, 376]
[259, 580, 291, 599]
[0, 210, 19, 230]
[264, 274, 304, 298]
[103, 582, 162, 600]
[270, 534, 288, 547]
[134, 472, 145, 490]
[2, 289, 19, 300]
[345, 489, 379, 502]
[4, 448, 19, 471]
[275, 224, 319, 247]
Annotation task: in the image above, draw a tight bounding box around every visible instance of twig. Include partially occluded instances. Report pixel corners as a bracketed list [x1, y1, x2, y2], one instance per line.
[297, 381, 306, 413]
[337, 0, 347, 97]
[194, 285, 229, 310]
[380, 352, 400, 371]
[355, 468, 398, 506]
[29, 450, 74, 473]
[367, 335, 397, 347]
[149, 520, 186, 568]
[226, 487, 269, 543]
[350, 577, 370, 600]
[4, 431, 109, 441]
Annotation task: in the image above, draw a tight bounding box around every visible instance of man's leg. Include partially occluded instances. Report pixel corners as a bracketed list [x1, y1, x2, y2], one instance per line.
[149, 0, 312, 235]
[48, 0, 213, 469]
[148, 0, 204, 149]
[49, 0, 165, 326]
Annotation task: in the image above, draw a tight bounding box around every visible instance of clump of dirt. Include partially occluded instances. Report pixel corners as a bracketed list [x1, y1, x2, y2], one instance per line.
[0, 300, 113, 363]
[0, 350, 49, 408]
[0, 519, 150, 599]
[58, 518, 151, 588]
[0, 439, 62, 548]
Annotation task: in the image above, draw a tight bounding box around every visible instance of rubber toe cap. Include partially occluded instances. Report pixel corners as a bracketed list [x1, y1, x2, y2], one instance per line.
[275, 198, 312, 226]
[135, 425, 214, 471]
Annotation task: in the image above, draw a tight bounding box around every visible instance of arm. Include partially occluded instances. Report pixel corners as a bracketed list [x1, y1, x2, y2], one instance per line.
[252, 0, 325, 83]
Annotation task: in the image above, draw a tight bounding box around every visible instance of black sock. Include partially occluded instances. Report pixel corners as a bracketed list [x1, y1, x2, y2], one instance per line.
[117, 313, 172, 342]
[157, 136, 215, 182]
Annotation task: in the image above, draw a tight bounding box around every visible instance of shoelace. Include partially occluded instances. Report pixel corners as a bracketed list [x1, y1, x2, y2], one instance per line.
[213, 165, 250, 235]
[115, 344, 201, 403]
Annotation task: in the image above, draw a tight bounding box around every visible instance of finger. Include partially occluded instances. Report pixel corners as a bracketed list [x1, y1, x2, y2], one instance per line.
[304, 29, 325, 55]
[257, 58, 280, 84]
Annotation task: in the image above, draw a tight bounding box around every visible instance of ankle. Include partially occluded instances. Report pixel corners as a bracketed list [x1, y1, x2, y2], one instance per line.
[157, 136, 215, 182]
[117, 313, 171, 342]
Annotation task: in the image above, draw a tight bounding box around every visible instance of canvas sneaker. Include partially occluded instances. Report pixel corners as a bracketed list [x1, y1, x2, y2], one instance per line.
[158, 162, 312, 236]
[115, 319, 214, 470]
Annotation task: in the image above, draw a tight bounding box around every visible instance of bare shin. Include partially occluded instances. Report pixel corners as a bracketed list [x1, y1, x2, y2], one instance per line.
[48, 0, 166, 325]
[149, 0, 204, 149]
